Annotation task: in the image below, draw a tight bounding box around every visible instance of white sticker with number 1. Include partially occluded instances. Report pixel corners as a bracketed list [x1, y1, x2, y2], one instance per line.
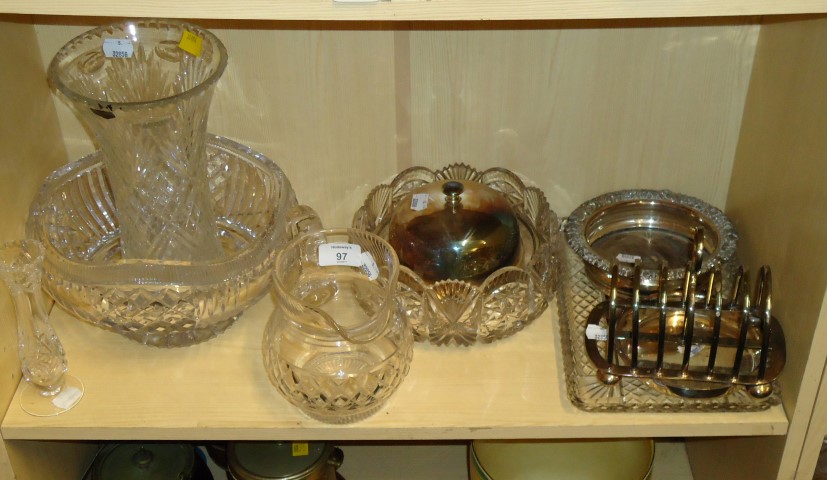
[319, 243, 362, 267]
[103, 38, 134, 58]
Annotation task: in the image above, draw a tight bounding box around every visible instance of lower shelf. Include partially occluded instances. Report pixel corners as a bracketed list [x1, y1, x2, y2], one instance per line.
[336, 441, 693, 479]
[195, 440, 694, 479]
[4, 438, 697, 479]
[1, 294, 787, 441]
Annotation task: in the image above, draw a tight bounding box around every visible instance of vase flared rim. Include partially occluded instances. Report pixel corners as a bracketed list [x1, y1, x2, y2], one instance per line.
[46, 18, 228, 111]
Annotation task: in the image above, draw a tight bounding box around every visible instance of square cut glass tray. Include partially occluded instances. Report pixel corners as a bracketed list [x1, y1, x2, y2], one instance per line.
[555, 243, 782, 412]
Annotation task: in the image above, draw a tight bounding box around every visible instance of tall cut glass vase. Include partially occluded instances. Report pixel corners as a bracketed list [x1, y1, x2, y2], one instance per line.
[0, 240, 83, 416]
[47, 19, 228, 262]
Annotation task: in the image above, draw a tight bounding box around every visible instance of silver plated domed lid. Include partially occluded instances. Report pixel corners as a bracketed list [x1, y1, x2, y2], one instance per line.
[388, 178, 521, 282]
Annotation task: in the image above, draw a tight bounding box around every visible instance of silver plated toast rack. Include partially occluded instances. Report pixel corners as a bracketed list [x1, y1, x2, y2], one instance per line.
[585, 262, 785, 399]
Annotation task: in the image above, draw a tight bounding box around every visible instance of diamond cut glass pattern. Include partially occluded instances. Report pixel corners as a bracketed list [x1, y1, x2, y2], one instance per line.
[556, 242, 781, 412]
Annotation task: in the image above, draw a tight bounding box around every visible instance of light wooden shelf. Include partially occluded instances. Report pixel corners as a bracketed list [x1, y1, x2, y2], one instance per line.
[1, 8, 824, 480]
[0, 0, 826, 21]
[1, 295, 787, 441]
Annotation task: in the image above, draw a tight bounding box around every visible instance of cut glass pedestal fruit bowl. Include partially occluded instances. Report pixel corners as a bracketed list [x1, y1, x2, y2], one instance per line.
[27, 134, 297, 347]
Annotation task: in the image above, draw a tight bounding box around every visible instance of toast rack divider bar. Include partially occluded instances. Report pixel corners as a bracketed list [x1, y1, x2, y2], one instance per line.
[706, 283, 723, 377]
[656, 264, 668, 372]
[681, 264, 697, 376]
[631, 266, 641, 370]
[757, 266, 772, 381]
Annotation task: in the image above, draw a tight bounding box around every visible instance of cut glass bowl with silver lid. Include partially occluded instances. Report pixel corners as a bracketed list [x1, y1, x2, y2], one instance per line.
[27, 134, 297, 347]
[353, 164, 558, 346]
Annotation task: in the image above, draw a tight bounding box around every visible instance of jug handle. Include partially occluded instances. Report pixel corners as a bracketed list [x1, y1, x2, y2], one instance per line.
[285, 204, 323, 240]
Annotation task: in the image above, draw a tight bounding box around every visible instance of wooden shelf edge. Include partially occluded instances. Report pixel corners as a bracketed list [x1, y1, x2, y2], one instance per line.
[0, 0, 826, 21]
[0, 296, 789, 441]
[2, 407, 787, 441]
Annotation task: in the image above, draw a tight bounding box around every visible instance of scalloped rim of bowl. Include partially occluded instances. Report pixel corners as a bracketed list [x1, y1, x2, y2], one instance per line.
[564, 189, 738, 288]
[27, 134, 295, 286]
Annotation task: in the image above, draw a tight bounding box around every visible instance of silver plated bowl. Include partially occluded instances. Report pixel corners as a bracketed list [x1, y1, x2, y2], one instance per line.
[27, 134, 297, 347]
[564, 189, 738, 297]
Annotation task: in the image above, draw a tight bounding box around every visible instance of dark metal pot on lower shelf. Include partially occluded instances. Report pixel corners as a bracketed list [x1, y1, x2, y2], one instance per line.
[226, 442, 344, 480]
[88, 442, 213, 480]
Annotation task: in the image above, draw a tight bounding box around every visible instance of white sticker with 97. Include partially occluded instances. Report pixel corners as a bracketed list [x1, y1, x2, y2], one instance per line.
[103, 38, 134, 58]
[319, 243, 362, 267]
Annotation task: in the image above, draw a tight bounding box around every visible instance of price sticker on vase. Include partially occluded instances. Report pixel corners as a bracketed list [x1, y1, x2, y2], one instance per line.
[319, 243, 362, 267]
[102, 38, 134, 58]
[178, 30, 203, 57]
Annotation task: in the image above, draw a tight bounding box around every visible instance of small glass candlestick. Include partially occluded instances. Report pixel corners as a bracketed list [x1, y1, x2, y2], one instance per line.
[0, 240, 83, 416]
